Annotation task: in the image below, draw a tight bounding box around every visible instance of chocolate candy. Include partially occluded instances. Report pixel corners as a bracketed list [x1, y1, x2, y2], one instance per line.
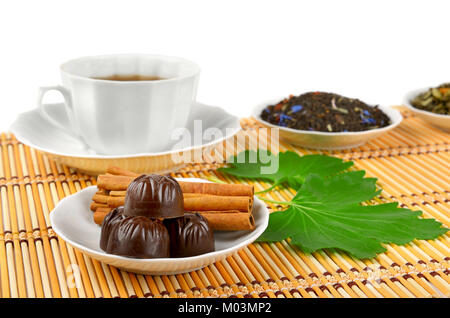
[100, 206, 125, 252]
[164, 213, 215, 258]
[124, 174, 184, 219]
[100, 207, 170, 259]
[100, 175, 216, 259]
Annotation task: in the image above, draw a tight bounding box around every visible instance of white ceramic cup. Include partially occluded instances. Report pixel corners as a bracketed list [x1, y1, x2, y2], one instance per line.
[38, 54, 200, 155]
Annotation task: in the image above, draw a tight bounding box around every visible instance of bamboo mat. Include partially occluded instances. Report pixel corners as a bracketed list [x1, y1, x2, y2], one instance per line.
[0, 109, 449, 298]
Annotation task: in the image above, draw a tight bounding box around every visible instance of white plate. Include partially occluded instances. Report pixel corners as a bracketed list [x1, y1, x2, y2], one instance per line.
[404, 87, 450, 132]
[50, 178, 269, 275]
[10, 102, 241, 175]
[252, 97, 403, 150]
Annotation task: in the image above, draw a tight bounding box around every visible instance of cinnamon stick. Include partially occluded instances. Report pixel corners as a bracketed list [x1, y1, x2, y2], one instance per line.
[96, 193, 251, 212]
[92, 193, 108, 204]
[96, 207, 112, 213]
[106, 196, 125, 208]
[109, 190, 126, 197]
[93, 207, 254, 231]
[184, 195, 250, 212]
[97, 174, 254, 197]
[179, 181, 254, 197]
[201, 211, 255, 231]
[93, 208, 112, 225]
[90, 201, 108, 211]
[97, 175, 134, 191]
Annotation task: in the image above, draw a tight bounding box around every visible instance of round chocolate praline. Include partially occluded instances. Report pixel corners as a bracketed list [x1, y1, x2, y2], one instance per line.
[164, 213, 215, 258]
[100, 207, 170, 259]
[124, 174, 184, 219]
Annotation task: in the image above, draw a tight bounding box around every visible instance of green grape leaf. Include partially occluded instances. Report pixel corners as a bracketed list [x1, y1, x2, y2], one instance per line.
[219, 150, 353, 190]
[257, 171, 448, 259]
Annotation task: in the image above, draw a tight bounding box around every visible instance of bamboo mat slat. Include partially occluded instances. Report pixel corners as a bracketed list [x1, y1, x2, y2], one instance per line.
[0, 109, 449, 298]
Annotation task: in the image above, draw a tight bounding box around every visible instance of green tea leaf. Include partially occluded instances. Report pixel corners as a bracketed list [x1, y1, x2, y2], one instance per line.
[219, 150, 353, 190]
[257, 171, 448, 259]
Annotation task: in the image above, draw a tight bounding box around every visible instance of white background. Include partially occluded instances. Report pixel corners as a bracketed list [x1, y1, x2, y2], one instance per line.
[0, 0, 449, 131]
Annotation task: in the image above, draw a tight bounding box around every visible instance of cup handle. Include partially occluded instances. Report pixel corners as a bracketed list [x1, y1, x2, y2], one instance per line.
[37, 85, 77, 134]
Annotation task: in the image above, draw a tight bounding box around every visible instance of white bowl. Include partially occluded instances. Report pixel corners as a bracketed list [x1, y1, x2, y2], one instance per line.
[50, 178, 269, 275]
[404, 88, 450, 132]
[252, 98, 403, 150]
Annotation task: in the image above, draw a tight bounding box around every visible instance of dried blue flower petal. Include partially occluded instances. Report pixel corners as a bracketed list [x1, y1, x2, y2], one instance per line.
[363, 110, 371, 116]
[290, 105, 303, 113]
[278, 114, 292, 125]
[360, 114, 376, 125]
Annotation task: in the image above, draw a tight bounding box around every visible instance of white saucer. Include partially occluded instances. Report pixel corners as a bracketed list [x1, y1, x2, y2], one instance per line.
[50, 178, 269, 275]
[11, 102, 241, 175]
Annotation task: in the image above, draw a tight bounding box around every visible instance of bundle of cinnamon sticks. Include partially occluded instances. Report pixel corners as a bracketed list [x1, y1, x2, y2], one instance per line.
[91, 166, 256, 231]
